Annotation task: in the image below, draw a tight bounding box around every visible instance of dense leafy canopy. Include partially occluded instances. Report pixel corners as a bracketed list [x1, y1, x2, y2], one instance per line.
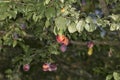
[0, 0, 120, 80]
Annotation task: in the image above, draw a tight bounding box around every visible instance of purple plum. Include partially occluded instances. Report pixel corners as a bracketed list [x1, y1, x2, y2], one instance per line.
[87, 41, 94, 48]
[20, 23, 26, 30]
[42, 63, 50, 71]
[49, 63, 57, 71]
[60, 44, 67, 52]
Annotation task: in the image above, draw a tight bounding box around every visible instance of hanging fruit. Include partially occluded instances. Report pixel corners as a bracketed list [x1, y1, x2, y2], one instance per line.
[61, 8, 65, 13]
[88, 48, 93, 56]
[42, 63, 57, 72]
[49, 63, 57, 71]
[42, 63, 50, 71]
[87, 41, 94, 56]
[23, 64, 30, 72]
[87, 41, 94, 48]
[56, 35, 69, 46]
[60, 44, 67, 52]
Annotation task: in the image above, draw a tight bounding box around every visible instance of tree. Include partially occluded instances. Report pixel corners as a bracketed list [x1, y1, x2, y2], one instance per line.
[0, 0, 120, 80]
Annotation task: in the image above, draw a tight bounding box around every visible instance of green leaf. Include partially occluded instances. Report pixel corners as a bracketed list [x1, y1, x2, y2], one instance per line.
[0, 1, 10, 3]
[5, 69, 12, 74]
[105, 0, 109, 4]
[106, 74, 113, 80]
[33, 13, 39, 22]
[109, 14, 119, 21]
[84, 23, 97, 32]
[0, 13, 7, 20]
[60, 0, 64, 3]
[53, 26, 58, 35]
[45, 20, 50, 28]
[26, 12, 33, 20]
[68, 22, 77, 33]
[21, 31, 27, 36]
[113, 72, 120, 80]
[44, 0, 51, 4]
[19, 42, 30, 53]
[110, 23, 118, 31]
[8, 10, 17, 19]
[37, 3, 45, 16]
[13, 40, 17, 47]
[76, 20, 85, 33]
[85, 16, 93, 23]
[45, 7, 56, 19]
[55, 17, 67, 31]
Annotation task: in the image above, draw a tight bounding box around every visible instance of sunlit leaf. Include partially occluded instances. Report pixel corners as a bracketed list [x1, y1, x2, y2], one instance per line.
[76, 19, 85, 33]
[68, 22, 77, 33]
[13, 40, 17, 47]
[113, 72, 120, 80]
[60, 0, 64, 3]
[106, 74, 113, 80]
[55, 17, 67, 31]
[84, 23, 97, 32]
[44, 0, 50, 4]
[109, 14, 119, 21]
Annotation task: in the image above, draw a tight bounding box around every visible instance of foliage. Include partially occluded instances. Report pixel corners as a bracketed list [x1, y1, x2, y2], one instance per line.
[0, 0, 120, 80]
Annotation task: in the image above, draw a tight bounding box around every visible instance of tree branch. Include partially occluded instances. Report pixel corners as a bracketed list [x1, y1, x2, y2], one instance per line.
[70, 40, 120, 46]
[1, 30, 120, 46]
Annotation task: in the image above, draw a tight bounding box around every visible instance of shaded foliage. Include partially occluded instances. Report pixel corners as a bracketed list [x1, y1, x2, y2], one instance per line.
[0, 0, 120, 80]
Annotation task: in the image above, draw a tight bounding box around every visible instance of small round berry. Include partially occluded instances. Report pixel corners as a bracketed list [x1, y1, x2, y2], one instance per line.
[56, 35, 65, 43]
[61, 8, 65, 13]
[23, 64, 30, 72]
[42, 63, 50, 71]
[56, 35, 69, 46]
[49, 63, 57, 71]
[60, 44, 67, 52]
[87, 41, 94, 48]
